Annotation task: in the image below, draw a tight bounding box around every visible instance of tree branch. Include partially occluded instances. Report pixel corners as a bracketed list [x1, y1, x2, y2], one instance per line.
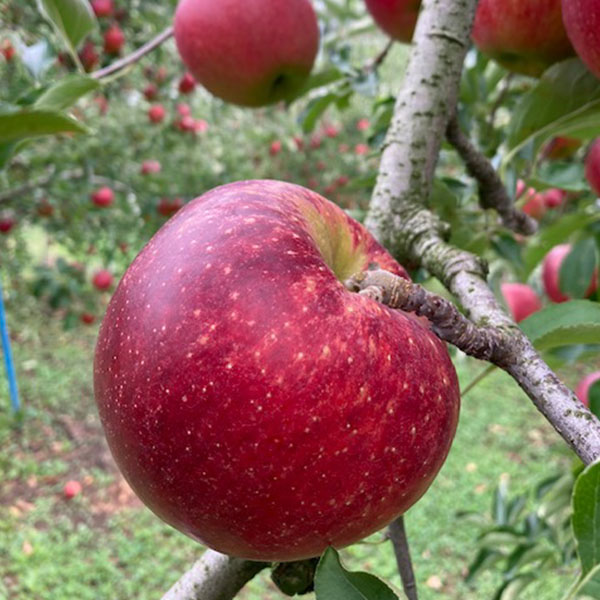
[446, 113, 537, 235]
[364, 0, 600, 465]
[388, 517, 418, 600]
[161, 550, 268, 600]
[91, 26, 174, 81]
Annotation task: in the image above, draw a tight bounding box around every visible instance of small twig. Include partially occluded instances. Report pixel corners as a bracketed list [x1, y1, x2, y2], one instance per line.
[161, 550, 268, 600]
[460, 363, 496, 397]
[91, 26, 174, 81]
[388, 517, 418, 600]
[346, 268, 511, 366]
[486, 73, 513, 132]
[446, 113, 536, 235]
[0, 167, 57, 203]
[365, 39, 394, 72]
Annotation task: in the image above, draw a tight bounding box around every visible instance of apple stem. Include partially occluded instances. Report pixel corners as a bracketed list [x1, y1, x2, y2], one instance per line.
[91, 26, 174, 82]
[388, 517, 418, 600]
[446, 113, 537, 235]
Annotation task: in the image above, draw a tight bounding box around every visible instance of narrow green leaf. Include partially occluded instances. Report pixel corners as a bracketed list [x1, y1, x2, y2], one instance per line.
[300, 93, 339, 133]
[520, 301, 600, 350]
[575, 563, 600, 598]
[314, 548, 399, 600]
[495, 574, 537, 600]
[293, 68, 345, 98]
[559, 239, 599, 299]
[37, 0, 96, 55]
[0, 109, 87, 144]
[573, 462, 600, 575]
[34, 75, 99, 111]
[529, 162, 588, 193]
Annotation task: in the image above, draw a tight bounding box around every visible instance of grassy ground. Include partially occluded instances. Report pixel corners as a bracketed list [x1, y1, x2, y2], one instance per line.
[0, 311, 582, 600]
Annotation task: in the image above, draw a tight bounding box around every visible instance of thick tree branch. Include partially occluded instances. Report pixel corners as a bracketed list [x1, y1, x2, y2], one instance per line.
[388, 517, 418, 600]
[445, 114, 536, 235]
[364, 0, 600, 465]
[91, 26, 174, 81]
[161, 550, 268, 600]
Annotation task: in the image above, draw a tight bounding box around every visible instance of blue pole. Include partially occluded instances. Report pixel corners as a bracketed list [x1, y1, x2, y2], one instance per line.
[0, 276, 20, 412]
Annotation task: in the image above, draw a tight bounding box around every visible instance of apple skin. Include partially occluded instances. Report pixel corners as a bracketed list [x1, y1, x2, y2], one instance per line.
[63, 480, 82, 499]
[472, 0, 574, 77]
[364, 0, 421, 43]
[93, 269, 114, 291]
[542, 188, 567, 208]
[91, 0, 113, 18]
[500, 283, 542, 323]
[103, 24, 125, 55]
[81, 312, 96, 325]
[173, 0, 319, 107]
[91, 186, 114, 208]
[94, 179, 460, 561]
[576, 372, 600, 407]
[585, 139, 600, 197]
[522, 191, 547, 220]
[178, 72, 196, 95]
[148, 104, 166, 124]
[542, 244, 598, 303]
[141, 160, 161, 175]
[562, 0, 600, 79]
[79, 41, 99, 72]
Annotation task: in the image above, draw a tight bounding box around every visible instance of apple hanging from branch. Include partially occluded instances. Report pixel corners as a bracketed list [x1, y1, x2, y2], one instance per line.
[94, 180, 460, 561]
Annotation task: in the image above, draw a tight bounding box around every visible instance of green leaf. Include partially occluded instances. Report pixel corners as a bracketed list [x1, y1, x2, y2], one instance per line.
[18, 39, 55, 80]
[314, 548, 399, 600]
[37, 0, 96, 58]
[506, 59, 600, 160]
[559, 239, 599, 299]
[529, 162, 588, 193]
[574, 563, 600, 598]
[520, 301, 600, 351]
[590, 382, 600, 421]
[299, 93, 339, 133]
[494, 574, 537, 600]
[0, 109, 87, 144]
[573, 462, 600, 575]
[34, 75, 99, 111]
[293, 68, 345, 98]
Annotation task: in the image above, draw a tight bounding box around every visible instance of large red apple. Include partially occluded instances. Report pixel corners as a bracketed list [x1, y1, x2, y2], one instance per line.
[500, 283, 542, 323]
[562, 0, 600, 79]
[173, 0, 319, 107]
[94, 180, 460, 561]
[364, 0, 421, 43]
[576, 372, 600, 407]
[472, 0, 574, 77]
[585, 138, 600, 197]
[542, 244, 598, 303]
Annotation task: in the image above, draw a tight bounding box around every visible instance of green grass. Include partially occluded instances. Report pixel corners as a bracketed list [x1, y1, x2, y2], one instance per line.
[0, 312, 583, 599]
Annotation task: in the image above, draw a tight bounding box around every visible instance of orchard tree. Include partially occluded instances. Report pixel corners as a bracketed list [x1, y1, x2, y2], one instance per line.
[2, 0, 600, 599]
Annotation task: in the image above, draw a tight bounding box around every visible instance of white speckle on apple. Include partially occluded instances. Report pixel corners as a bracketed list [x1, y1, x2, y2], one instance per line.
[224, 266, 232, 275]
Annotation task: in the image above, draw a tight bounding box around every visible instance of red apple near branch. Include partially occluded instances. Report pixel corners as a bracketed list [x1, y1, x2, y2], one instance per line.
[576, 372, 600, 407]
[0, 216, 15, 234]
[472, 0, 574, 77]
[585, 138, 600, 197]
[562, 0, 600, 79]
[542, 244, 598, 303]
[173, 0, 319, 107]
[91, 0, 113, 18]
[500, 283, 542, 323]
[94, 180, 460, 561]
[92, 269, 114, 291]
[364, 0, 421, 43]
[103, 24, 125, 55]
[178, 72, 196, 94]
[148, 104, 166, 124]
[91, 186, 114, 208]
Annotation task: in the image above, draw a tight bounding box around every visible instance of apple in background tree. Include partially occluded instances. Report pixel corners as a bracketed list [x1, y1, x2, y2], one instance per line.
[178, 72, 196, 94]
[542, 136, 582, 160]
[562, 0, 600, 79]
[157, 197, 184, 217]
[269, 140, 282, 156]
[173, 0, 319, 107]
[0, 216, 15, 234]
[585, 138, 600, 196]
[103, 24, 125, 55]
[81, 313, 96, 325]
[542, 244, 598, 303]
[37, 199, 55, 217]
[94, 179, 460, 561]
[140, 160, 161, 175]
[143, 83, 158, 101]
[63, 480, 82, 499]
[576, 372, 600, 407]
[92, 269, 114, 291]
[148, 104, 166, 124]
[79, 41, 99, 72]
[176, 103, 191, 117]
[364, 0, 421, 43]
[472, 0, 574, 77]
[500, 283, 542, 323]
[1, 39, 15, 62]
[91, 186, 114, 208]
[91, 0, 113, 18]
[542, 188, 567, 209]
[521, 191, 546, 220]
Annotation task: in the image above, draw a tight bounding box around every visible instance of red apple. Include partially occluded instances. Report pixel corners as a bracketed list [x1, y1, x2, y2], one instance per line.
[193, 119, 208, 133]
[0, 216, 15, 234]
[336, 175, 349, 187]
[91, 186, 114, 208]
[269, 140, 282, 156]
[294, 136, 304, 150]
[148, 104, 166, 124]
[576, 372, 600, 407]
[173, 0, 319, 107]
[143, 83, 158, 101]
[356, 118, 370, 132]
[103, 24, 125, 55]
[522, 191, 547, 220]
[140, 160, 161, 175]
[79, 41, 99, 72]
[1, 39, 15, 62]
[37, 199, 55, 217]
[500, 283, 542, 323]
[472, 0, 574, 77]
[309, 135, 322, 150]
[93, 94, 109, 115]
[93, 269, 114, 291]
[94, 179, 460, 561]
[157, 197, 184, 217]
[585, 138, 600, 196]
[178, 72, 196, 95]
[542, 188, 567, 208]
[176, 103, 191, 117]
[177, 115, 196, 132]
[562, 0, 600, 79]
[81, 313, 96, 325]
[91, 0, 113, 17]
[155, 66, 168, 84]
[542, 244, 598, 303]
[324, 125, 339, 138]
[364, 0, 421, 43]
[355, 143, 369, 155]
[542, 136, 582, 160]
[63, 480, 82, 499]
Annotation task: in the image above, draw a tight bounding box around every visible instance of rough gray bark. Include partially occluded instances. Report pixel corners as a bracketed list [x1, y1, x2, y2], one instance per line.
[365, 0, 600, 465]
[161, 551, 268, 600]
